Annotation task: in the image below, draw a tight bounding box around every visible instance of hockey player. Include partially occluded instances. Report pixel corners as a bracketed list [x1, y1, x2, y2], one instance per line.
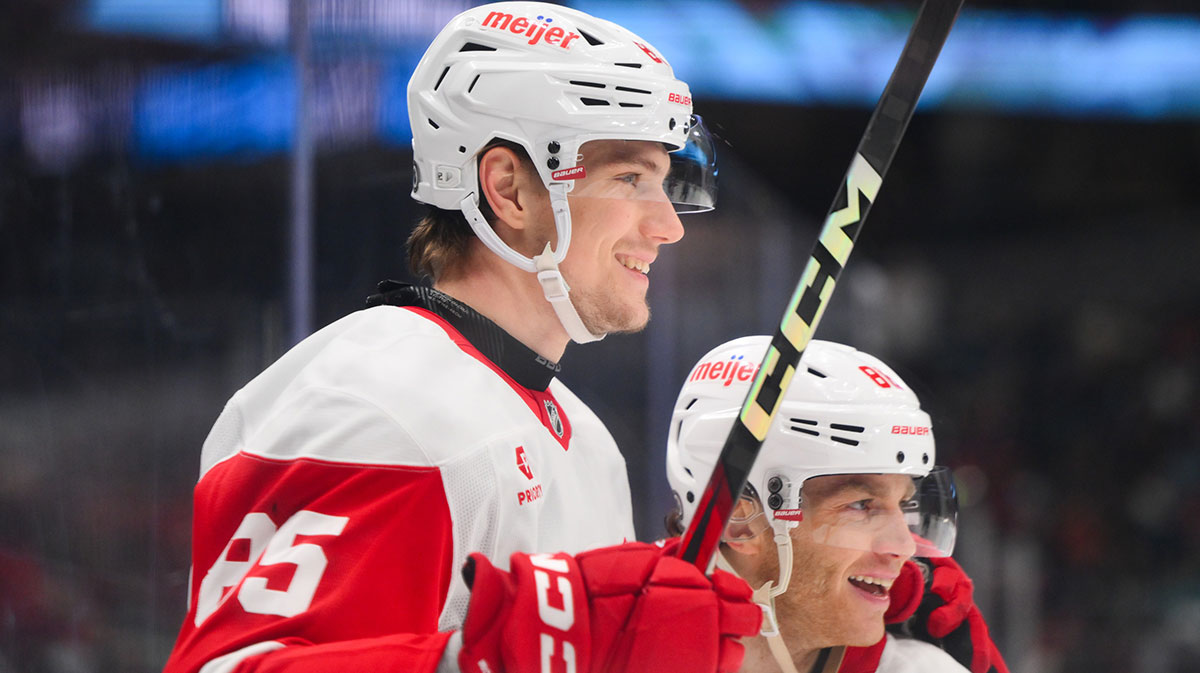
[162, 3, 759, 673]
[667, 337, 1009, 673]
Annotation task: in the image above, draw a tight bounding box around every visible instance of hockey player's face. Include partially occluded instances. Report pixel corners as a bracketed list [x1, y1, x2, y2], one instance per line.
[774, 474, 917, 650]
[557, 140, 685, 334]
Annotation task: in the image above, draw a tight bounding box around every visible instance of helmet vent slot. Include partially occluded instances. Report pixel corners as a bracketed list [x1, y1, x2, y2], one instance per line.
[427, 118, 440, 129]
[432, 66, 451, 91]
[570, 80, 606, 89]
[790, 426, 819, 437]
[434, 66, 450, 91]
[459, 42, 497, 52]
[614, 62, 643, 69]
[618, 102, 644, 108]
[615, 85, 652, 95]
[684, 398, 698, 410]
[807, 367, 827, 378]
[789, 418, 818, 426]
[468, 75, 480, 93]
[580, 97, 610, 107]
[831, 436, 861, 446]
[577, 28, 604, 46]
[830, 423, 865, 434]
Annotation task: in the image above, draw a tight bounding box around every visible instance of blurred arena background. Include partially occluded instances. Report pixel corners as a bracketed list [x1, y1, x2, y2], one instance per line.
[1, 0, 1198, 671]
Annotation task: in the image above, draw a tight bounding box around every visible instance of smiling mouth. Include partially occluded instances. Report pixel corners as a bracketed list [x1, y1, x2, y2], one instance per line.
[848, 575, 894, 598]
[618, 256, 650, 275]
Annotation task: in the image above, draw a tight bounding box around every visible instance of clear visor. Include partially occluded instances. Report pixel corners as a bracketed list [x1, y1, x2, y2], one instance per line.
[723, 467, 957, 558]
[564, 115, 717, 213]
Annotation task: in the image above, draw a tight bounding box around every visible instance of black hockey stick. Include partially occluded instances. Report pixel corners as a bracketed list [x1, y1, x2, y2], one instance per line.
[678, 0, 964, 569]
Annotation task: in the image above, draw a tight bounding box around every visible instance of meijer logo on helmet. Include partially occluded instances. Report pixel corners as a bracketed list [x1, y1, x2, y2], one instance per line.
[689, 354, 761, 387]
[482, 12, 582, 49]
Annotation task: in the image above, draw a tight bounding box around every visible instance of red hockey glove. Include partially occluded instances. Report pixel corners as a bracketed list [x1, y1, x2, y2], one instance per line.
[841, 557, 1009, 673]
[458, 540, 761, 673]
[905, 557, 1009, 673]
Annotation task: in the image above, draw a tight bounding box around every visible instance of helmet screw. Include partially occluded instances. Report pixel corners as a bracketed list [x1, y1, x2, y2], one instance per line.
[547, 141, 561, 154]
[896, 451, 906, 463]
[686, 491, 694, 503]
[669, 118, 677, 130]
[547, 156, 560, 170]
[767, 493, 783, 510]
[767, 476, 783, 493]
[922, 453, 930, 464]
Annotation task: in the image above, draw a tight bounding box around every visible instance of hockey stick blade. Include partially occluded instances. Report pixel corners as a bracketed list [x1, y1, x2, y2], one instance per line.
[678, 0, 965, 569]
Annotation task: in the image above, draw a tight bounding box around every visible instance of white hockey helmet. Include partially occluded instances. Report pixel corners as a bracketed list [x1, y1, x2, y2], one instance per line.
[408, 2, 716, 343]
[666, 336, 957, 559]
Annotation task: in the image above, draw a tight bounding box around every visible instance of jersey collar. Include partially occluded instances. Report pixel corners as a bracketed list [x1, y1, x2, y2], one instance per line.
[366, 281, 561, 391]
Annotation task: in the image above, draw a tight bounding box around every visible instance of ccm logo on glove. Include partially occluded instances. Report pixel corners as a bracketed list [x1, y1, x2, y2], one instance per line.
[458, 541, 760, 673]
[531, 554, 578, 672]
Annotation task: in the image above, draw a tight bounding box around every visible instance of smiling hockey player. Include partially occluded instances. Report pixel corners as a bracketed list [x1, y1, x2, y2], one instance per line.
[162, 3, 759, 673]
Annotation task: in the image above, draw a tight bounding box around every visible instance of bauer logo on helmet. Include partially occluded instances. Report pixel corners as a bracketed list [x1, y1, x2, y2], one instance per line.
[551, 166, 586, 181]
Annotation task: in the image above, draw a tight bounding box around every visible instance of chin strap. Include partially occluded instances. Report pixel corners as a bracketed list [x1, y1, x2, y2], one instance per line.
[716, 524, 800, 673]
[459, 187, 604, 344]
[533, 243, 604, 344]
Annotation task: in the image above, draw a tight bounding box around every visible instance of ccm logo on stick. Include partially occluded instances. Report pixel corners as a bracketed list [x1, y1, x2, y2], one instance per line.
[530, 554, 578, 673]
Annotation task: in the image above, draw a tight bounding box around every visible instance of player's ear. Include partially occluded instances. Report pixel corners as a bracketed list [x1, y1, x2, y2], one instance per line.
[479, 146, 543, 232]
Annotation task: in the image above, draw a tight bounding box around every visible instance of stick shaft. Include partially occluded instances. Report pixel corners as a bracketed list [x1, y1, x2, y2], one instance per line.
[679, 0, 965, 568]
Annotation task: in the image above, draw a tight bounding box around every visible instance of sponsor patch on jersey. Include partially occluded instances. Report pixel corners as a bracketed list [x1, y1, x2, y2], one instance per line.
[544, 399, 564, 438]
[518, 484, 544, 505]
[516, 445, 534, 480]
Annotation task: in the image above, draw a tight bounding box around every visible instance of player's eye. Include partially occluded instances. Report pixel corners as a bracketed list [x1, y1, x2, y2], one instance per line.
[616, 173, 640, 186]
[846, 499, 873, 512]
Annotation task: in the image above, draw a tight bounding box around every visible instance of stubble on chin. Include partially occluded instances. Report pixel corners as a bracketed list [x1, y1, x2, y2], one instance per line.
[573, 288, 651, 335]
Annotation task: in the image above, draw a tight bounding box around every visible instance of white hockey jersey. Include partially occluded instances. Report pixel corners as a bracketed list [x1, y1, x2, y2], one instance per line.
[163, 284, 635, 673]
[875, 634, 970, 672]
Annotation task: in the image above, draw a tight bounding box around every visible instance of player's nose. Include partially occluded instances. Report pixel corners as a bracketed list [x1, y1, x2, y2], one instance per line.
[642, 199, 684, 244]
[872, 511, 917, 559]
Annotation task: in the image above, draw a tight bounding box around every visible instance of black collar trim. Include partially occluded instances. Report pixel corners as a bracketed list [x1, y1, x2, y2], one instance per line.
[366, 281, 561, 391]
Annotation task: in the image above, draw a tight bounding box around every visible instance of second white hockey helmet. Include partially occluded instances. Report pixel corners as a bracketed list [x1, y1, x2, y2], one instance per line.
[666, 336, 957, 558]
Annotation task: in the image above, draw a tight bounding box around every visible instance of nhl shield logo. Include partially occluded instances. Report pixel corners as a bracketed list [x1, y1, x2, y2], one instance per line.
[543, 399, 564, 438]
